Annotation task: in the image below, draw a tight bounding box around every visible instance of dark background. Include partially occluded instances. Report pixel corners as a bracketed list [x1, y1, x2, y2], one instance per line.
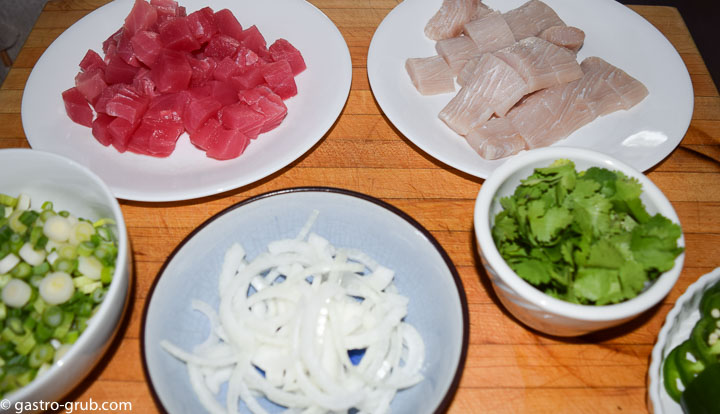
[618, 0, 720, 89]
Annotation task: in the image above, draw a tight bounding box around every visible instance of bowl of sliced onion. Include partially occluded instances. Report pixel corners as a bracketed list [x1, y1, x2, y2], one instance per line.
[141, 187, 469, 414]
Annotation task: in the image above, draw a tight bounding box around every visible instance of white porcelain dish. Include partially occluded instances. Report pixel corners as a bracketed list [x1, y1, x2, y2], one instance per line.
[142, 187, 469, 413]
[0, 149, 131, 410]
[22, 0, 352, 202]
[648, 267, 720, 414]
[474, 147, 685, 337]
[368, 0, 693, 179]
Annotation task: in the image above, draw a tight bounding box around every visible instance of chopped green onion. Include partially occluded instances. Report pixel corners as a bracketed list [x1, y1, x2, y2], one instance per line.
[100, 266, 114, 285]
[18, 211, 39, 227]
[77, 301, 93, 318]
[52, 258, 77, 274]
[62, 330, 79, 344]
[8, 211, 27, 235]
[10, 263, 31, 279]
[58, 244, 77, 260]
[0, 194, 18, 208]
[42, 306, 62, 328]
[91, 287, 106, 303]
[77, 241, 94, 257]
[58, 211, 70, 218]
[33, 323, 52, 343]
[39, 210, 55, 222]
[33, 235, 48, 251]
[41, 201, 53, 211]
[7, 317, 24, 335]
[93, 218, 116, 228]
[31, 262, 49, 276]
[28, 343, 53, 368]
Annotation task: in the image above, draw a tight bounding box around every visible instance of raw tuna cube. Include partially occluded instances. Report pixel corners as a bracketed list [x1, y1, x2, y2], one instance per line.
[187, 7, 217, 45]
[145, 91, 189, 122]
[214, 9, 243, 41]
[107, 117, 139, 153]
[128, 118, 184, 157]
[103, 28, 123, 56]
[151, 50, 192, 93]
[239, 25, 267, 55]
[159, 17, 201, 51]
[269, 39, 306, 75]
[131, 30, 163, 67]
[133, 67, 157, 97]
[105, 85, 150, 125]
[218, 103, 264, 139]
[116, 30, 141, 67]
[261, 60, 297, 99]
[124, 0, 158, 36]
[75, 68, 107, 105]
[93, 84, 122, 114]
[62, 87, 94, 128]
[207, 80, 239, 106]
[204, 34, 241, 60]
[190, 117, 220, 150]
[188, 56, 217, 87]
[177, 6, 186, 17]
[185, 95, 222, 132]
[105, 54, 140, 85]
[238, 86, 287, 132]
[234, 46, 261, 70]
[79, 49, 106, 73]
[206, 127, 250, 160]
[230, 67, 265, 91]
[151, 0, 180, 24]
[91, 113, 114, 146]
[213, 56, 241, 83]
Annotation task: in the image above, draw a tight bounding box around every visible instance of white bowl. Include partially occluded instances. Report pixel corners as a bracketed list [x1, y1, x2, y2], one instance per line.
[0, 149, 131, 409]
[474, 147, 685, 337]
[142, 187, 469, 413]
[648, 267, 720, 414]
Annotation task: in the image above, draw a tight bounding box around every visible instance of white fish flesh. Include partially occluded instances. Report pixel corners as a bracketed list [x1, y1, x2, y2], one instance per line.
[466, 117, 526, 159]
[435, 36, 482, 75]
[425, 0, 480, 41]
[539, 25, 585, 53]
[462, 11, 516, 55]
[405, 56, 456, 95]
[502, 0, 566, 41]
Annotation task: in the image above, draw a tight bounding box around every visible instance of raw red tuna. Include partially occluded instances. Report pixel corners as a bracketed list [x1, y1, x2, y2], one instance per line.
[128, 117, 184, 157]
[62, 87, 94, 127]
[124, 0, 158, 36]
[212, 56, 242, 83]
[75, 68, 107, 105]
[105, 85, 150, 124]
[105, 54, 140, 84]
[207, 80, 239, 106]
[261, 60, 296, 99]
[214, 9, 243, 41]
[230, 67, 265, 90]
[238, 86, 287, 132]
[107, 117, 139, 153]
[189, 117, 220, 150]
[116, 30, 142, 67]
[151, 0, 180, 25]
[145, 91, 189, 122]
[233, 46, 261, 70]
[186, 7, 217, 44]
[102, 28, 123, 56]
[91, 113, 114, 146]
[79, 49, 106, 73]
[239, 25, 267, 55]
[184, 95, 222, 132]
[132, 67, 157, 97]
[269, 39, 306, 75]
[206, 127, 250, 160]
[158, 16, 200, 51]
[131, 30, 163, 67]
[188, 55, 216, 87]
[218, 103, 264, 139]
[204, 34, 241, 60]
[151, 49, 192, 93]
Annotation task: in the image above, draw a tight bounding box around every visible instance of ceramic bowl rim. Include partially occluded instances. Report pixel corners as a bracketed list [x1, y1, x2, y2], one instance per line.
[140, 186, 470, 414]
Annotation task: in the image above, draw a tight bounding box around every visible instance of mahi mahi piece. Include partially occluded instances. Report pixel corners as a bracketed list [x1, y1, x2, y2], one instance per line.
[439, 53, 528, 135]
[425, 0, 480, 41]
[494, 36, 583, 93]
[473, 2, 493, 19]
[466, 117, 527, 159]
[435, 36, 482, 75]
[405, 55, 456, 95]
[539, 25, 585, 53]
[506, 56, 648, 148]
[463, 11, 516, 54]
[502, 0, 566, 41]
[457, 55, 482, 87]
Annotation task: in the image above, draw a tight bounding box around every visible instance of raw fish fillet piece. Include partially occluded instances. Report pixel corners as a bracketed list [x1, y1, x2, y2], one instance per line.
[439, 53, 527, 135]
[405, 56, 455, 95]
[539, 26, 585, 53]
[462, 11, 515, 55]
[503, 0, 565, 41]
[425, 0, 480, 41]
[506, 56, 648, 148]
[456, 55, 480, 87]
[494, 36, 583, 93]
[472, 2, 492, 19]
[466, 117, 526, 159]
[435, 36, 481, 75]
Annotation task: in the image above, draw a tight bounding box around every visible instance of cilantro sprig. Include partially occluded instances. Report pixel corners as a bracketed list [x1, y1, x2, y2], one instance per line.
[491, 159, 683, 305]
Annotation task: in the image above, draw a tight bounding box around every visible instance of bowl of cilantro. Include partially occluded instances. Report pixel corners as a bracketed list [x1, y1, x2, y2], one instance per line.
[474, 147, 685, 337]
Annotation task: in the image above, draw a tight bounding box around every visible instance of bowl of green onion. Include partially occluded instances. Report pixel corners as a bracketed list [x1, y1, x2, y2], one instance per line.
[474, 147, 684, 337]
[0, 148, 130, 408]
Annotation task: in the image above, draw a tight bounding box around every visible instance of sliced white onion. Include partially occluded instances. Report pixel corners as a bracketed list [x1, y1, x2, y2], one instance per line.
[68, 221, 95, 246]
[19, 242, 46, 267]
[2, 278, 32, 308]
[43, 215, 72, 243]
[77, 255, 103, 280]
[162, 211, 425, 413]
[39, 271, 75, 305]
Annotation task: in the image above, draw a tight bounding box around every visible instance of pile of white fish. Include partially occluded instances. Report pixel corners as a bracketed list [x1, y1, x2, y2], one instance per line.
[406, 0, 648, 160]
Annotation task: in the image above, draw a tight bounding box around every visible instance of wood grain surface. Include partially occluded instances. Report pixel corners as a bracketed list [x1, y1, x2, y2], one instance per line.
[1, 1, 719, 413]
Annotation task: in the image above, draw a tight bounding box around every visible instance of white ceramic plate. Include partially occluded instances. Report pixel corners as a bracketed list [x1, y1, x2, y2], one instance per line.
[142, 188, 469, 413]
[22, 0, 351, 202]
[648, 267, 720, 414]
[367, 0, 693, 179]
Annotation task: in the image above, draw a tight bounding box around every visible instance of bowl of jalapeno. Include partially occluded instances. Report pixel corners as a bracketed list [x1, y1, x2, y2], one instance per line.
[648, 267, 720, 413]
[0, 149, 130, 409]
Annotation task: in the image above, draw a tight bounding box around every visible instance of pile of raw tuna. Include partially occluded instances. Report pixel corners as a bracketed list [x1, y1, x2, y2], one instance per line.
[62, 0, 305, 160]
